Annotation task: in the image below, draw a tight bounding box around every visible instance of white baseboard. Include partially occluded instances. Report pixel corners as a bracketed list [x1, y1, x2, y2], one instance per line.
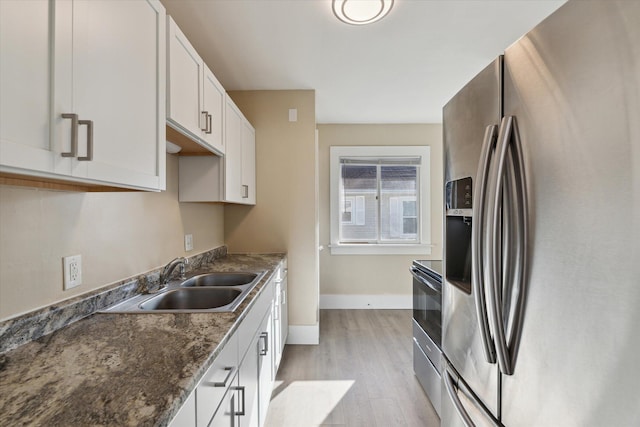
[320, 294, 412, 309]
[286, 324, 319, 345]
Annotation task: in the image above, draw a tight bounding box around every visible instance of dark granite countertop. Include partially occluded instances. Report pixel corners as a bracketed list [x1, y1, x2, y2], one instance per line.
[0, 253, 285, 426]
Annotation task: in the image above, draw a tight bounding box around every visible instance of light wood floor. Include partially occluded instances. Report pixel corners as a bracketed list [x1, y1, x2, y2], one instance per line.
[265, 310, 440, 427]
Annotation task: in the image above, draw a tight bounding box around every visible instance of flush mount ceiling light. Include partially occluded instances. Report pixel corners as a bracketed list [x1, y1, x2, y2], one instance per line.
[332, 0, 394, 26]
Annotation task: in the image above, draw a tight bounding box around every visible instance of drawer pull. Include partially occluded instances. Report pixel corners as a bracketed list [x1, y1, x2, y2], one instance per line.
[61, 113, 78, 157]
[213, 366, 237, 388]
[233, 385, 246, 416]
[77, 119, 93, 161]
[259, 332, 269, 356]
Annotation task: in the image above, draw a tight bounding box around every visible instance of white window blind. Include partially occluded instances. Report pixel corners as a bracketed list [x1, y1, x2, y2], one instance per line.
[330, 146, 431, 255]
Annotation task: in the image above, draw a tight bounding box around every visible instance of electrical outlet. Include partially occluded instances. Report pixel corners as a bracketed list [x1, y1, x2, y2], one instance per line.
[184, 234, 194, 251]
[63, 255, 82, 290]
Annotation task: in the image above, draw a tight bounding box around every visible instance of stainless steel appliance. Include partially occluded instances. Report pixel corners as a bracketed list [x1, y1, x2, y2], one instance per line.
[411, 259, 443, 416]
[442, 1, 640, 426]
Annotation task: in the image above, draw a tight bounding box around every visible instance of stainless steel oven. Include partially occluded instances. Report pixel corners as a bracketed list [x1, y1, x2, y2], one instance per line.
[410, 260, 443, 417]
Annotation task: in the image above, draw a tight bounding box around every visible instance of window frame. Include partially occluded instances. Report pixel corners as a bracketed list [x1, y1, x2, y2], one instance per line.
[329, 146, 432, 255]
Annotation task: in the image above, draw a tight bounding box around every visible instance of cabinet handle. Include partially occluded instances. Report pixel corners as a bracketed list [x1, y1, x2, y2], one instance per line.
[213, 366, 237, 388]
[242, 185, 249, 198]
[201, 111, 208, 132]
[230, 393, 236, 426]
[61, 113, 79, 157]
[259, 332, 269, 356]
[233, 386, 246, 416]
[282, 289, 286, 305]
[206, 113, 213, 134]
[77, 119, 93, 161]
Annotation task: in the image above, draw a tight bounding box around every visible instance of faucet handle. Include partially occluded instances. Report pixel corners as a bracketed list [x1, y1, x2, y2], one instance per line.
[178, 258, 188, 279]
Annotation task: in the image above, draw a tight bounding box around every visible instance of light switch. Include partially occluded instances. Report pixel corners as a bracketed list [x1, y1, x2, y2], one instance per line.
[288, 108, 297, 122]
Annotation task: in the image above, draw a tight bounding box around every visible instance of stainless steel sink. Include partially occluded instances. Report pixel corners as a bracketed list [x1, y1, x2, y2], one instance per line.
[180, 272, 258, 287]
[139, 288, 242, 310]
[101, 270, 267, 313]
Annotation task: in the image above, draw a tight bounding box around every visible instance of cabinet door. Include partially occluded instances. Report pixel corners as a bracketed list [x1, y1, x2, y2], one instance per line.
[224, 97, 243, 203]
[258, 311, 274, 427]
[238, 329, 260, 427]
[167, 16, 204, 144]
[272, 281, 282, 375]
[169, 390, 196, 427]
[241, 121, 256, 205]
[210, 382, 237, 427]
[280, 275, 289, 350]
[67, 0, 165, 190]
[202, 66, 225, 154]
[0, 0, 70, 176]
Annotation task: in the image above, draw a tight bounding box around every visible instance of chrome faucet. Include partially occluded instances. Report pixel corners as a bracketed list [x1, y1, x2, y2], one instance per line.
[160, 257, 188, 286]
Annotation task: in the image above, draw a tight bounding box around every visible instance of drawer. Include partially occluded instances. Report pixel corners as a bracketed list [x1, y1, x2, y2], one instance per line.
[196, 332, 239, 427]
[412, 319, 441, 373]
[413, 339, 442, 417]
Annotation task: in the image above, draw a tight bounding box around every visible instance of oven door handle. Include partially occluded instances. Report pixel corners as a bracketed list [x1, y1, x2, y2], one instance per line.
[410, 267, 442, 293]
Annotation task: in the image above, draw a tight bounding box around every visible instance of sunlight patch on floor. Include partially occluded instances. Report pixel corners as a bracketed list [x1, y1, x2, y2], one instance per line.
[266, 380, 355, 427]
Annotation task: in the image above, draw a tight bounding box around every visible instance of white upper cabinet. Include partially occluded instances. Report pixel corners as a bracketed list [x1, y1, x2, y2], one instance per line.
[0, 0, 58, 176]
[0, 0, 166, 191]
[179, 95, 256, 205]
[223, 95, 256, 205]
[167, 17, 225, 155]
[241, 119, 257, 205]
[224, 97, 244, 203]
[202, 66, 226, 152]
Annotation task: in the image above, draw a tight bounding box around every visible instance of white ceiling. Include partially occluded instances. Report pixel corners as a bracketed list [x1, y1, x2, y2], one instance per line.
[161, 0, 565, 124]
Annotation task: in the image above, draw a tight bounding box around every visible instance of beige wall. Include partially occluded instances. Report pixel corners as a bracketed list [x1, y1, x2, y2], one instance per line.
[0, 154, 225, 320]
[317, 124, 443, 297]
[225, 90, 319, 327]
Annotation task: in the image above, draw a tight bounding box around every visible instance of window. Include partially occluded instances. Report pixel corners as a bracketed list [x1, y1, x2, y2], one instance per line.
[330, 146, 431, 255]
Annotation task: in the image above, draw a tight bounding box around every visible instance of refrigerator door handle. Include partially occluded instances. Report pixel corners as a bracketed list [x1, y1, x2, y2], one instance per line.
[505, 116, 529, 372]
[443, 361, 501, 427]
[472, 124, 498, 364]
[486, 116, 528, 376]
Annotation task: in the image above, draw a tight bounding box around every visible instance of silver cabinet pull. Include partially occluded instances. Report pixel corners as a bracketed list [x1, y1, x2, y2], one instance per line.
[230, 393, 236, 426]
[242, 185, 249, 198]
[61, 113, 79, 157]
[201, 111, 208, 132]
[259, 332, 269, 356]
[232, 386, 246, 416]
[206, 113, 213, 134]
[213, 366, 237, 387]
[77, 119, 93, 161]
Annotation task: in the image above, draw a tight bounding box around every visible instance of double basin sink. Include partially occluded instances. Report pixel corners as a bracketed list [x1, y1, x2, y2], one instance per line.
[103, 271, 266, 313]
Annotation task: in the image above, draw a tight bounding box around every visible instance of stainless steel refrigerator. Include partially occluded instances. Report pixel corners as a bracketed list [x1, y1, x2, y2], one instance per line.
[442, 1, 640, 426]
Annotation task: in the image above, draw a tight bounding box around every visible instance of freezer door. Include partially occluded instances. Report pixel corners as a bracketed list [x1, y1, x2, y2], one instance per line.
[501, 1, 640, 426]
[441, 358, 501, 427]
[442, 58, 502, 419]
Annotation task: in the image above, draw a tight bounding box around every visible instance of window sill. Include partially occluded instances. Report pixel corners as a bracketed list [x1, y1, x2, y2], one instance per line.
[329, 243, 433, 256]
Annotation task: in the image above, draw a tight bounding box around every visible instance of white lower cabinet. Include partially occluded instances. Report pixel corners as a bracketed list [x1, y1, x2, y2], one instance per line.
[170, 391, 196, 427]
[170, 270, 285, 427]
[208, 376, 238, 427]
[257, 311, 274, 427]
[196, 333, 239, 427]
[272, 264, 288, 376]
